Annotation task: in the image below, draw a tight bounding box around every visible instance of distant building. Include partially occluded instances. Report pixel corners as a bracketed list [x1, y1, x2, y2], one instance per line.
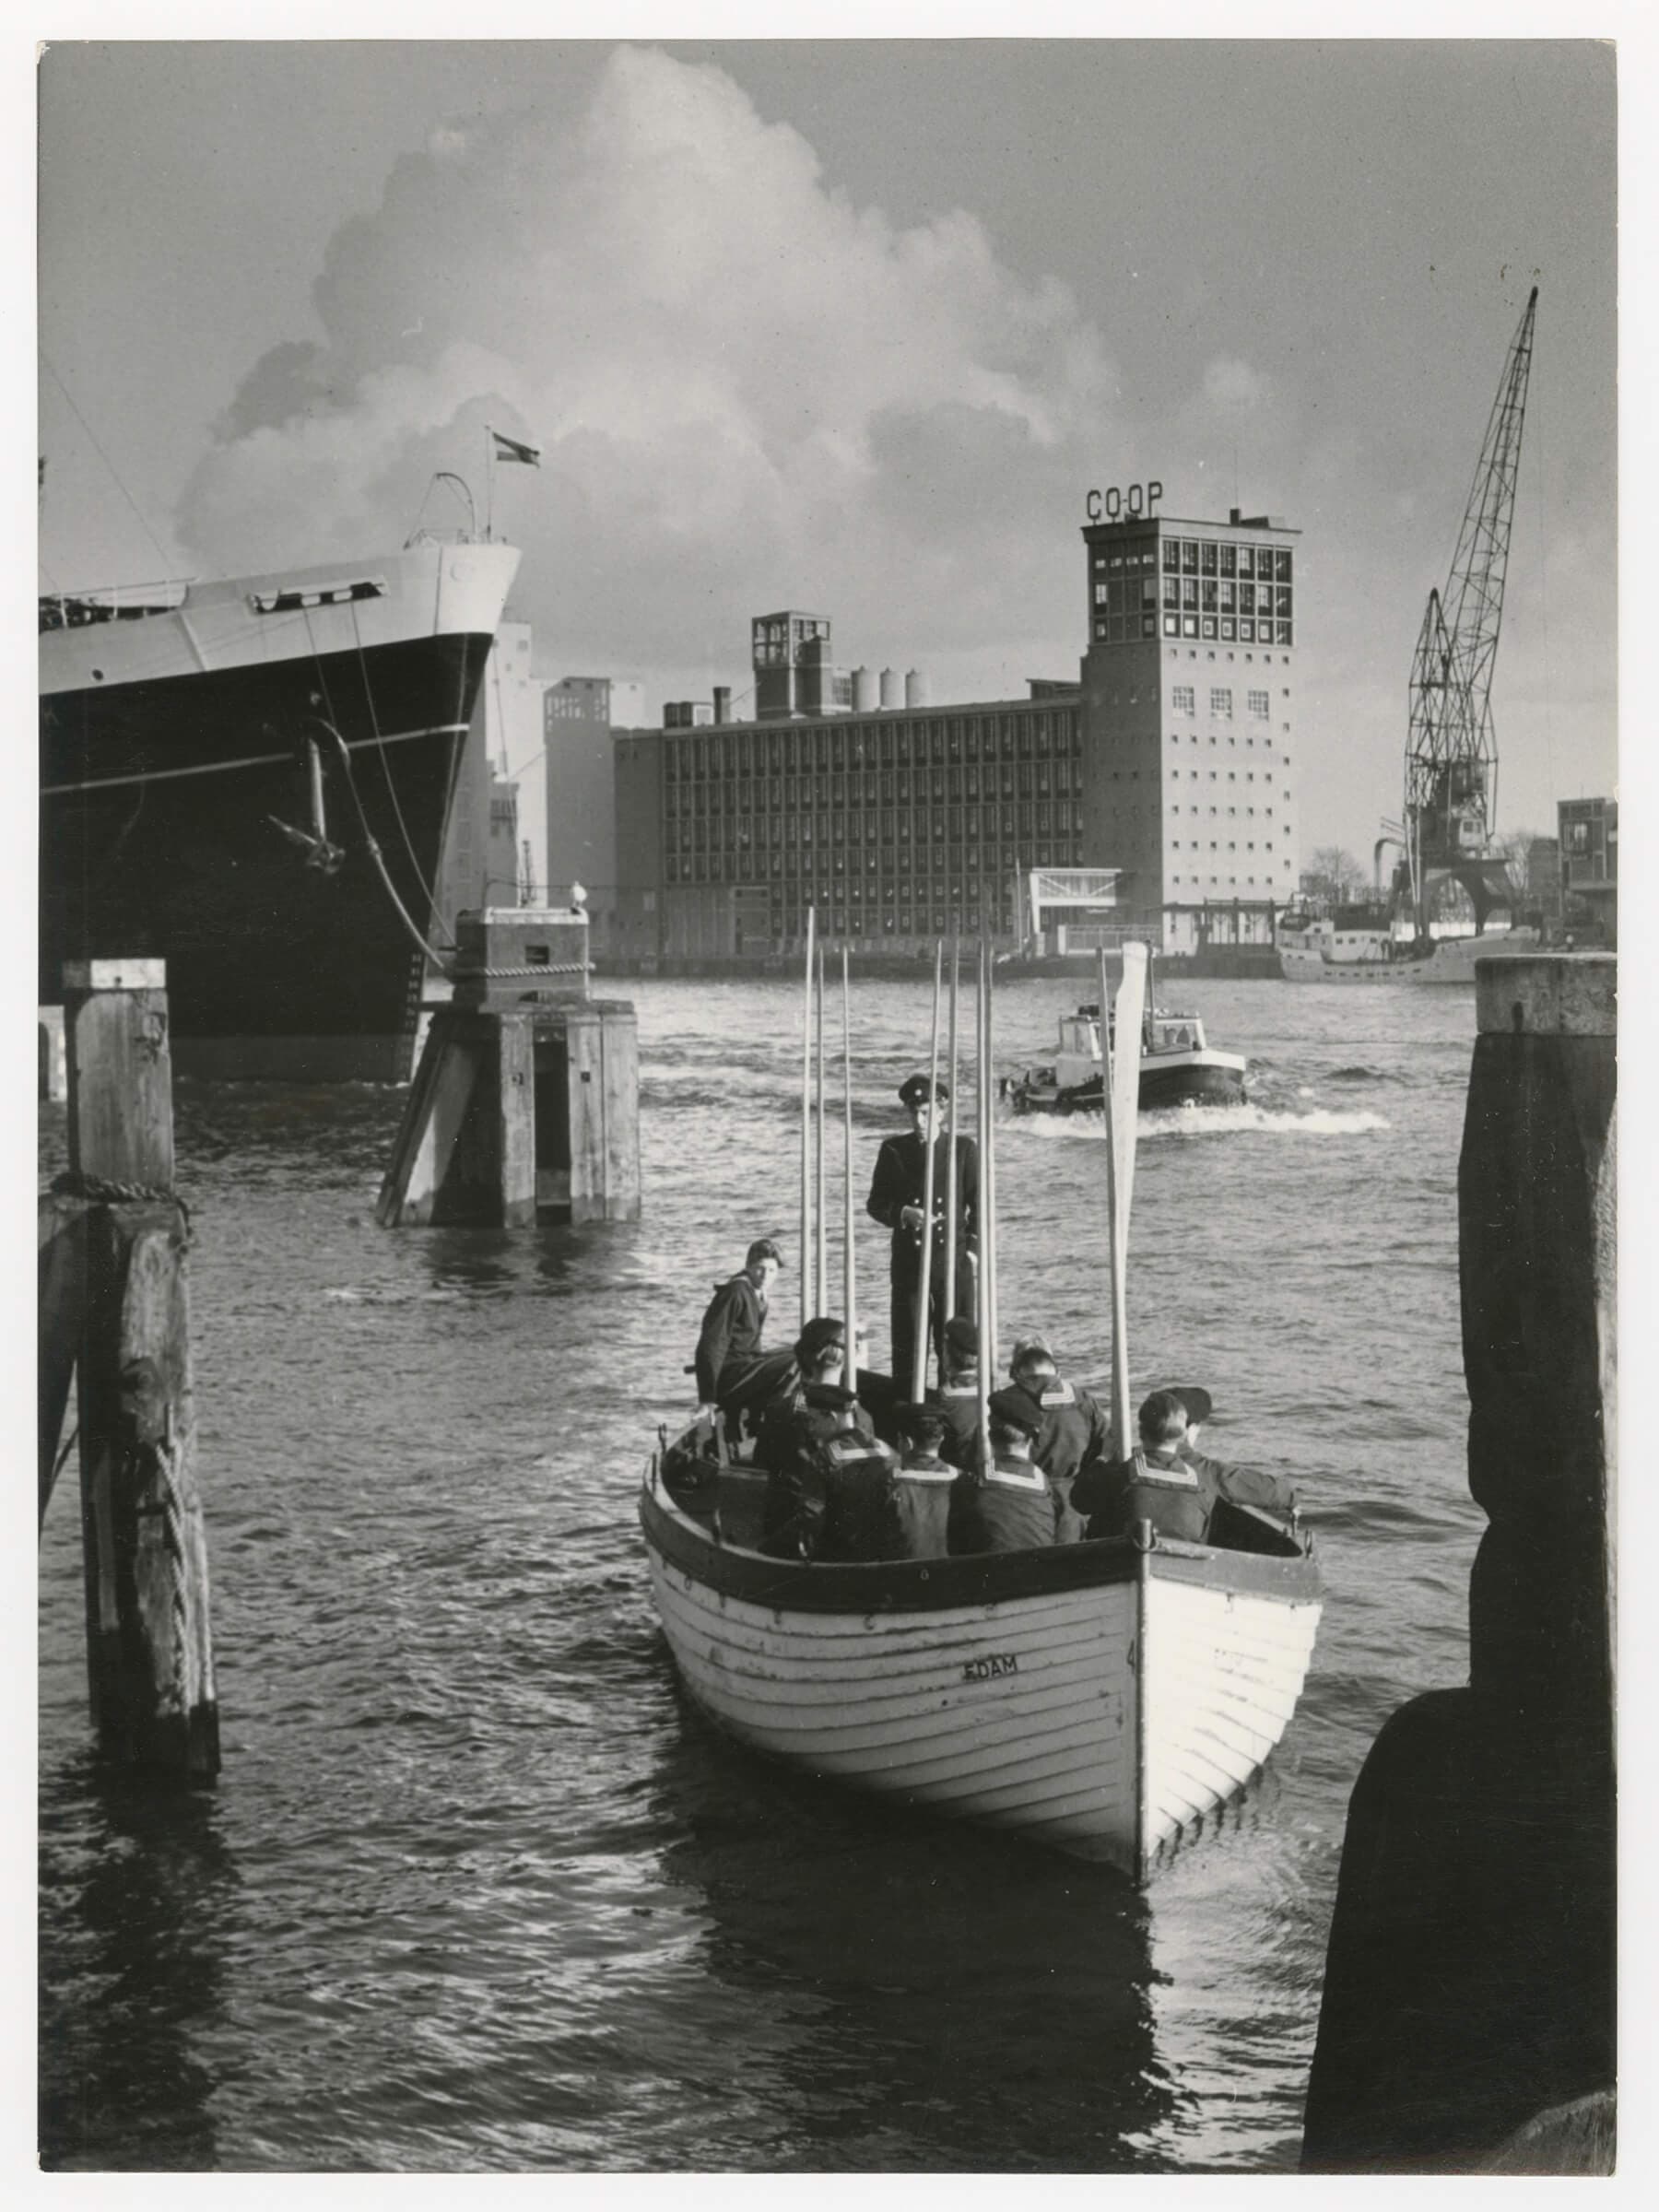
[1530, 836, 1566, 924]
[1079, 506, 1300, 947]
[1558, 797, 1617, 946]
[487, 774, 521, 907]
[483, 620, 548, 898]
[545, 676, 644, 950]
[752, 612, 854, 719]
[435, 629, 534, 957]
[610, 503, 1300, 959]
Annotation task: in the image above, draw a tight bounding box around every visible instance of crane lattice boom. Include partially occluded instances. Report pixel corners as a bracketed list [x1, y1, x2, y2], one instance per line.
[1405, 287, 1538, 901]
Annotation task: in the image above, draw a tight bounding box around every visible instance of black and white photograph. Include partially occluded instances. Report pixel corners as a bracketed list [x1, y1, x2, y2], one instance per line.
[32, 18, 1624, 2177]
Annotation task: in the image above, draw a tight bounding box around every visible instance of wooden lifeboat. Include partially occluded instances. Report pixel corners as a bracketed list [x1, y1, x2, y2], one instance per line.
[640, 1452, 1321, 1882]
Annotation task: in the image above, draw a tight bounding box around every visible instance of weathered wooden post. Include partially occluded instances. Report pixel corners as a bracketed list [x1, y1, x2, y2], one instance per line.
[378, 906, 641, 1227]
[1302, 954, 1614, 2171]
[40, 959, 220, 1778]
[39, 1005, 67, 1101]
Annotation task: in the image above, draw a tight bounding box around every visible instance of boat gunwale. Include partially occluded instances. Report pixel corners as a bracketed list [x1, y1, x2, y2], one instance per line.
[640, 1472, 1321, 1618]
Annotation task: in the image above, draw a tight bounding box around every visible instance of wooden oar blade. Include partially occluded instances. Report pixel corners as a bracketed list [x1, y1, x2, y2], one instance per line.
[1111, 942, 1148, 1265]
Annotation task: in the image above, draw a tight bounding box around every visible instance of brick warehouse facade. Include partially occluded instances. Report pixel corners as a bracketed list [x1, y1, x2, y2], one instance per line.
[610, 504, 1301, 961]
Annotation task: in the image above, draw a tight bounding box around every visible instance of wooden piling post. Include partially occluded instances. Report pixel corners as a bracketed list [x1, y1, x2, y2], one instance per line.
[42, 959, 219, 1780]
[1302, 954, 1615, 2170]
[378, 908, 641, 1227]
[39, 1005, 66, 1102]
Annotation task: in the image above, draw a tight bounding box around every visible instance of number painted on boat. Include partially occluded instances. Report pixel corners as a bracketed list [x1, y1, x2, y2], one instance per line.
[962, 1652, 1019, 1683]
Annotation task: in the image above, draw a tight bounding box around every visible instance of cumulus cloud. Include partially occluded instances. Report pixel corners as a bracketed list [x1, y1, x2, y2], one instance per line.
[177, 45, 1120, 688]
[1201, 356, 1273, 415]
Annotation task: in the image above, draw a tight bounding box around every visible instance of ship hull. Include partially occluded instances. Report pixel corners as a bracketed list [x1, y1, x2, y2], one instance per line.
[1278, 930, 1541, 986]
[1009, 1051, 1248, 1115]
[40, 543, 516, 1080]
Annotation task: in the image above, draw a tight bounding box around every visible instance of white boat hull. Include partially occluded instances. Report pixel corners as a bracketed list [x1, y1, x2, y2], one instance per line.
[1278, 929, 1541, 984]
[641, 1473, 1320, 1879]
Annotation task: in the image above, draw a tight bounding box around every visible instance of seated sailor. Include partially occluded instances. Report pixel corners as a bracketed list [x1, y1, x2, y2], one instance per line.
[1001, 1333, 1111, 1544]
[947, 1394, 1056, 1556]
[693, 1238, 797, 1431]
[758, 1321, 877, 1557]
[1162, 1382, 1298, 1536]
[1072, 1388, 1298, 1546]
[932, 1315, 984, 1471]
[755, 1317, 861, 1460]
[815, 1400, 957, 1563]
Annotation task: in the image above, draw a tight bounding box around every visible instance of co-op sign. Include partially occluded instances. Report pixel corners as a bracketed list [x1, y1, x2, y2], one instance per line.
[1085, 482, 1164, 522]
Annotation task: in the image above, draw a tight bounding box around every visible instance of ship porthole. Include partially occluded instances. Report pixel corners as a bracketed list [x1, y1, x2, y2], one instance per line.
[91, 668, 105, 682]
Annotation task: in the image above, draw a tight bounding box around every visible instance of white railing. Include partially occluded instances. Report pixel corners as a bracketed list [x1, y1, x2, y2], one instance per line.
[39, 577, 194, 630]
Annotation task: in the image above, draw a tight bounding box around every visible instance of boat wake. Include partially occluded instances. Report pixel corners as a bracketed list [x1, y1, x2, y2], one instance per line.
[1004, 1102, 1390, 1141]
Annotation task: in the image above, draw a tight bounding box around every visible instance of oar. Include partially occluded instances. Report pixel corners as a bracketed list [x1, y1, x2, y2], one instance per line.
[974, 933, 993, 1477]
[842, 948, 858, 1397]
[911, 943, 944, 1403]
[800, 907, 816, 1332]
[944, 932, 960, 1324]
[1100, 941, 1149, 1459]
[983, 929, 999, 1380]
[1112, 941, 1148, 1269]
[816, 941, 828, 1317]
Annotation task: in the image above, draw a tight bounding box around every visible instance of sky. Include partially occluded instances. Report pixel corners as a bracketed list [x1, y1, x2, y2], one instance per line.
[35, 33, 1618, 859]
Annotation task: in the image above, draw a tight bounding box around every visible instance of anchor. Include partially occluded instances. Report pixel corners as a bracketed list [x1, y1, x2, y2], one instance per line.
[268, 734, 345, 873]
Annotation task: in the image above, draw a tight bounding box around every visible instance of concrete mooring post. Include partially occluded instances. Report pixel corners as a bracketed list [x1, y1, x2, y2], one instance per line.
[1301, 954, 1614, 2172]
[39, 959, 220, 1779]
[378, 907, 641, 1227]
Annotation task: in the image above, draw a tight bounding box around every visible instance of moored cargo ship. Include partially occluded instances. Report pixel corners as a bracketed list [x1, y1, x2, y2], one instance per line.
[1277, 907, 1540, 985]
[41, 534, 519, 1079]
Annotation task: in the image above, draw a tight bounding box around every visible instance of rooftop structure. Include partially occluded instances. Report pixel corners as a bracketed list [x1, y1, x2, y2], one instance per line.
[612, 501, 1303, 960]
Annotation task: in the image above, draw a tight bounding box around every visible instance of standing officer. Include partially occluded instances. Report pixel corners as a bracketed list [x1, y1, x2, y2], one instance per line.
[866, 1074, 978, 1392]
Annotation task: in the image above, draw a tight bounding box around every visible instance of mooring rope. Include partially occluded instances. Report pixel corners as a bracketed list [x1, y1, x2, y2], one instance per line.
[349, 602, 443, 916]
[49, 1171, 193, 1249]
[314, 718, 460, 971]
[50, 1169, 171, 1204]
[461, 962, 590, 979]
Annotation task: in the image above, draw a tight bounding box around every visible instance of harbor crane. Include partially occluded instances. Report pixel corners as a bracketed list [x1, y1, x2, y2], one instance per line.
[1401, 287, 1538, 933]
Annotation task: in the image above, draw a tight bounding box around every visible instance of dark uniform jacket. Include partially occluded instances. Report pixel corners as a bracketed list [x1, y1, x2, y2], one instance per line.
[694, 1273, 771, 1406]
[759, 1388, 877, 1557]
[931, 1379, 984, 1471]
[818, 1448, 954, 1562]
[999, 1377, 1111, 1543]
[866, 1132, 980, 1286]
[947, 1455, 1057, 1556]
[1072, 1443, 1297, 1547]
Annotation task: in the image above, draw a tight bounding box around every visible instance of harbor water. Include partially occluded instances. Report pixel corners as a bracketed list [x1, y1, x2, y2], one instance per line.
[39, 975, 1486, 2172]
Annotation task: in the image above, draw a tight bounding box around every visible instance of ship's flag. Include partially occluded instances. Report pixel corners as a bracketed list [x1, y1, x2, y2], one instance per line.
[491, 429, 541, 467]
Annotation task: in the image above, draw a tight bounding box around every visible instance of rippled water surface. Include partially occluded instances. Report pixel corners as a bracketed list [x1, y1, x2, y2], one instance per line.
[39, 976, 1487, 2171]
